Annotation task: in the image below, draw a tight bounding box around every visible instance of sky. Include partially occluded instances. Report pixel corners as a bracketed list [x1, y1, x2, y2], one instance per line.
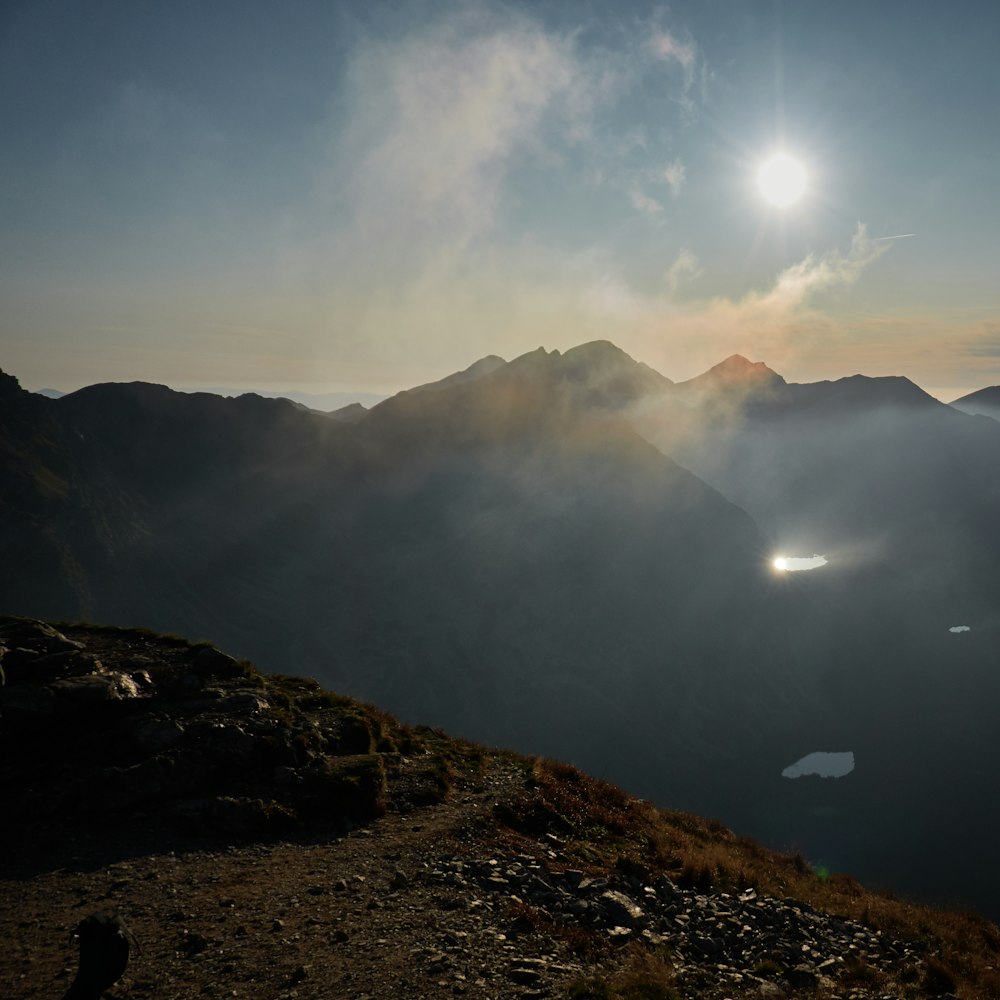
[2, 0, 999, 401]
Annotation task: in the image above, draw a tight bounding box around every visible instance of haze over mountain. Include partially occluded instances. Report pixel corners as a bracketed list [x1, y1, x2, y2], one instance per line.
[189, 387, 387, 412]
[4, 342, 1000, 919]
[950, 385, 1000, 422]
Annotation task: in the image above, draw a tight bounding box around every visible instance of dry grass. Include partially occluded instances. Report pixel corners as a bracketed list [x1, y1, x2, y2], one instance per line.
[499, 756, 1000, 1000]
[566, 947, 679, 999]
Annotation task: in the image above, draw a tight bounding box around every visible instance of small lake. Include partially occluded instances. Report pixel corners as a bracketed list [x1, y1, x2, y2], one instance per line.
[782, 751, 855, 779]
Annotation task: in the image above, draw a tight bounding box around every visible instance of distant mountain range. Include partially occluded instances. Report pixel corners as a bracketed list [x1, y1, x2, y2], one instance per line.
[951, 385, 1000, 421]
[31, 384, 387, 411]
[4, 343, 1000, 918]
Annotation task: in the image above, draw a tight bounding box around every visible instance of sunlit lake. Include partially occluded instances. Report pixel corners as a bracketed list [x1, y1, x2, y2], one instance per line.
[772, 554, 827, 572]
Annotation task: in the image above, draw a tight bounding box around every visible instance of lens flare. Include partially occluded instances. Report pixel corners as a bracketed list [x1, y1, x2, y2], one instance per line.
[773, 556, 788, 571]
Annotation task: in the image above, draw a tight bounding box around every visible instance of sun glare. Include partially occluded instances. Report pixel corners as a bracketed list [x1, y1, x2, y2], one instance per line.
[757, 153, 807, 207]
[772, 554, 828, 572]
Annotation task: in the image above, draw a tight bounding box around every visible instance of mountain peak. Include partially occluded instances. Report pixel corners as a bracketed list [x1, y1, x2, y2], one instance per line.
[950, 385, 1000, 420]
[562, 339, 633, 363]
[681, 355, 785, 394]
[823, 373, 942, 409]
[706, 354, 784, 383]
[0, 368, 26, 401]
[399, 354, 508, 398]
[553, 341, 673, 405]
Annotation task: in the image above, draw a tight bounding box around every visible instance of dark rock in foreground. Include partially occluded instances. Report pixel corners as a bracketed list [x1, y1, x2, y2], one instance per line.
[0, 617, 446, 847]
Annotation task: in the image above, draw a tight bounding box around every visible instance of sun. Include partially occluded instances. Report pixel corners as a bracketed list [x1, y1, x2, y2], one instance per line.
[773, 556, 788, 571]
[757, 153, 807, 207]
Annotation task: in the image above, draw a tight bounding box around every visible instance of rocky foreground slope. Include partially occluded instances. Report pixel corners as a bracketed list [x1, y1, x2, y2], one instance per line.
[1, 617, 997, 999]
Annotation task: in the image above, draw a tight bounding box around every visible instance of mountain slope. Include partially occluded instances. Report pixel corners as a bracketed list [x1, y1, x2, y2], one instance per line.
[7, 346, 1000, 921]
[2, 617, 998, 1000]
[951, 384, 1000, 420]
[678, 353, 785, 394]
[629, 359, 1000, 917]
[0, 354, 798, 828]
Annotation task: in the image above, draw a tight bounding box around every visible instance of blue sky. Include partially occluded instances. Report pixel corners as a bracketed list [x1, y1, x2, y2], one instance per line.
[2, 0, 999, 398]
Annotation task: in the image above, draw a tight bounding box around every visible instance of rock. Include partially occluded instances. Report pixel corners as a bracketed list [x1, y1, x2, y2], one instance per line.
[50, 675, 120, 705]
[191, 646, 242, 674]
[757, 984, 786, 999]
[507, 962, 544, 986]
[3, 648, 93, 685]
[216, 691, 270, 715]
[600, 889, 644, 927]
[0, 683, 57, 727]
[177, 930, 211, 955]
[0, 620, 79, 653]
[785, 964, 818, 989]
[128, 717, 186, 754]
[64, 911, 132, 1000]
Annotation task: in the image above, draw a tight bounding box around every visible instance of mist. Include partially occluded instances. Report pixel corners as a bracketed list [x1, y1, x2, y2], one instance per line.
[4, 341, 1000, 920]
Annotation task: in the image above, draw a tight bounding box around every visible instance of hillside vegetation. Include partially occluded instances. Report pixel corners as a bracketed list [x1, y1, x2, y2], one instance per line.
[2, 617, 997, 999]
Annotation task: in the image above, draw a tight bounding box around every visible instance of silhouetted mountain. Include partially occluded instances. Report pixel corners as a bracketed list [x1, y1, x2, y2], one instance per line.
[183, 386, 387, 412]
[951, 384, 1000, 421]
[401, 354, 507, 395]
[633, 367, 981, 551]
[629, 360, 1000, 916]
[387, 342, 671, 414]
[5, 346, 1000, 920]
[327, 401, 369, 422]
[0, 354, 798, 829]
[0, 370, 108, 615]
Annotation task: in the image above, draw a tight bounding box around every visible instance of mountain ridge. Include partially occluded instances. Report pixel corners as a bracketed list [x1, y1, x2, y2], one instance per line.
[5, 344, 1000, 924]
[951, 384, 1000, 420]
[679, 354, 785, 392]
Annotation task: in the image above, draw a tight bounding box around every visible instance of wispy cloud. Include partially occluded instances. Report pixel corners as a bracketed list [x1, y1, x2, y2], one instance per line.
[576, 224, 894, 378]
[628, 188, 664, 215]
[282, 3, 712, 376]
[646, 21, 700, 105]
[663, 159, 685, 197]
[964, 324, 1000, 358]
[665, 247, 701, 293]
[328, 10, 593, 275]
[650, 30, 695, 69]
[751, 224, 888, 314]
